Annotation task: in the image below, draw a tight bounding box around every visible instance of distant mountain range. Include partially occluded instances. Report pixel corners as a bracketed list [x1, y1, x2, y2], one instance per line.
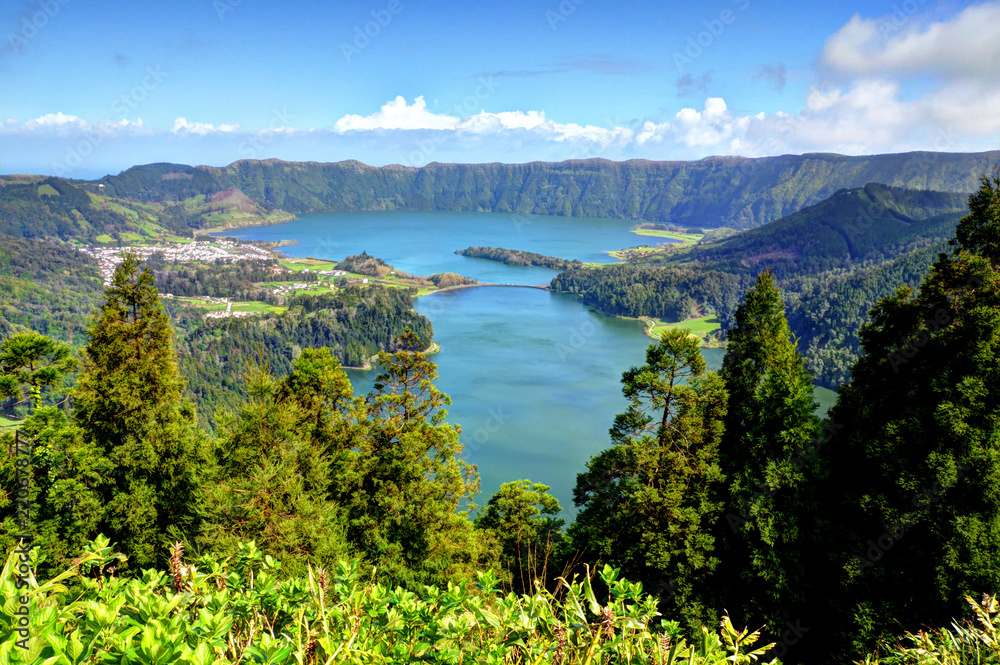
[3, 151, 995, 242]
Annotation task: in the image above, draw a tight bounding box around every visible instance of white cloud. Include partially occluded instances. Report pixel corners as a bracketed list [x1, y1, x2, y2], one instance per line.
[732, 3, 1000, 157]
[334, 96, 459, 132]
[821, 2, 1000, 80]
[2, 113, 148, 137]
[25, 112, 82, 127]
[328, 96, 752, 158]
[458, 110, 547, 133]
[172, 117, 239, 135]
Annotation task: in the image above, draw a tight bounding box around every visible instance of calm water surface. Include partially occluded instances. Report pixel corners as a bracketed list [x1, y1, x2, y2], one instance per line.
[226, 211, 717, 515]
[224, 210, 678, 283]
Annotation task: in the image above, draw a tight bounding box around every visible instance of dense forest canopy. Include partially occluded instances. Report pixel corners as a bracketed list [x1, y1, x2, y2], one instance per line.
[550, 183, 973, 387]
[2, 162, 1000, 663]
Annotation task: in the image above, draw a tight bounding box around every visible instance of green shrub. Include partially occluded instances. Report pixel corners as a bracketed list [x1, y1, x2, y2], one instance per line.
[862, 595, 1000, 665]
[0, 536, 777, 665]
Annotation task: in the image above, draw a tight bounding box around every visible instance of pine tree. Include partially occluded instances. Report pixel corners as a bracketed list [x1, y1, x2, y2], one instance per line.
[716, 270, 821, 638]
[0, 331, 77, 412]
[350, 328, 483, 589]
[197, 357, 352, 575]
[814, 171, 1000, 656]
[73, 253, 205, 568]
[475, 480, 565, 594]
[569, 329, 727, 631]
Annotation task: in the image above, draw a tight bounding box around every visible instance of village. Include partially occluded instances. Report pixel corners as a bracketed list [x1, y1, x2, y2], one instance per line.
[79, 240, 274, 287]
[78, 240, 374, 319]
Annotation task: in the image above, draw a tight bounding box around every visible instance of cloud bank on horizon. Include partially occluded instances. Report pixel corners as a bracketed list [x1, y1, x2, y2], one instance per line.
[1, 0, 997, 178]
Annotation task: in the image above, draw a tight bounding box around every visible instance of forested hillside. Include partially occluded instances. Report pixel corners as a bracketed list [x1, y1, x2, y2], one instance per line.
[0, 177, 196, 241]
[456, 246, 584, 270]
[680, 183, 967, 269]
[170, 285, 433, 423]
[551, 183, 971, 387]
[0, 235, 434, 424]
[87, 151, 995, 230]
[4, 174, 1000, 664]
[0, 234, 104, 344]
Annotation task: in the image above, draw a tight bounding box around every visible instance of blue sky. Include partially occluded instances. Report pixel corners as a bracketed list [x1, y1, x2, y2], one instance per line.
[1, 0, 997, 177]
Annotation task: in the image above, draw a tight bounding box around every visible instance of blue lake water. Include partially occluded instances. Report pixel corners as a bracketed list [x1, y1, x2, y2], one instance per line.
[223, 211, 719, 515]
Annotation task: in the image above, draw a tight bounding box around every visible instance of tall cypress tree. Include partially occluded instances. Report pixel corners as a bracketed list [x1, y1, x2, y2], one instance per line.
[73, 253, 205, 568]
[814, 172, 1000, 657]
[716, 270, 821, 638]
[569, 329, 727, 631]
[349, 328, 483, 589]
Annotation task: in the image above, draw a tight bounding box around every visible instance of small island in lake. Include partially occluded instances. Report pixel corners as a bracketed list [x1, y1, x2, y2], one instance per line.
[456, 246, 583, 270]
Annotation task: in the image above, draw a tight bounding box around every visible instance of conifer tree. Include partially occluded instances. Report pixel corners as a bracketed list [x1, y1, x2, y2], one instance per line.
[716, 270, 821, 637]
[569, 329, 727, 631]
[814, 171, 1000, 656]
[351, 328, 482, 589]
[277, 346, 364, 455]
[73, 253, 205, 568]
[0, 331, 77, 411]
[475, 479, 565, 594]
[197, 358, 352, 575]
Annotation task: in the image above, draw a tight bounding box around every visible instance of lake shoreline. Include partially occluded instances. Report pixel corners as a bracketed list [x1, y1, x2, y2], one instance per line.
[342, 341, 443, 371]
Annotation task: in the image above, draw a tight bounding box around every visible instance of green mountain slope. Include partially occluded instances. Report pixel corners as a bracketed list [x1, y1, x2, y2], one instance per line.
[550, 183, 974, 387]
[680, 183, 968, 268]
[0, 174, 289, 242]
[0, 175, 202, 241]
[89, 151, 997, 230]
[0, 234, 105, 344]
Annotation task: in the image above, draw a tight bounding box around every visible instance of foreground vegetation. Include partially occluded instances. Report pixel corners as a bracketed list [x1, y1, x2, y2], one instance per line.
[2, 173, 1000, 663]
[5, 536, 998, 664]
[0, 536, 787, 665]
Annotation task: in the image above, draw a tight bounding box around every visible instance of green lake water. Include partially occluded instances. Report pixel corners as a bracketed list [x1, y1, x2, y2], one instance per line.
[224, 211, 829, 515]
